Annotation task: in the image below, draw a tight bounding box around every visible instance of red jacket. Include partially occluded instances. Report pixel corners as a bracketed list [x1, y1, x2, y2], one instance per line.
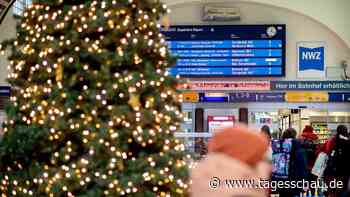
[320, 137, 336, 155]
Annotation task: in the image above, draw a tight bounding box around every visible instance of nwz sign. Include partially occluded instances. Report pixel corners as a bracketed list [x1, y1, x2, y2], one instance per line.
[302, 51, 322, 60]
[297, 42, 326, 78]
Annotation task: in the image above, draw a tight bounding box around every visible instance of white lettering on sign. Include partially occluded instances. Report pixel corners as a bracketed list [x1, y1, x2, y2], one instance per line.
[302, 52, 321, 60]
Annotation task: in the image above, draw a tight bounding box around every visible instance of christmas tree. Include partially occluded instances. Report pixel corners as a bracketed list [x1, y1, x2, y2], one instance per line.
[0, 0, 189, 196]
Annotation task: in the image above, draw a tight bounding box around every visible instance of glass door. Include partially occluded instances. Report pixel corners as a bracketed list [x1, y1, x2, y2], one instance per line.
[249, 108, 279, 138]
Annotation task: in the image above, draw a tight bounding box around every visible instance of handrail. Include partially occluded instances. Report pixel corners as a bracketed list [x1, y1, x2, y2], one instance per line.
[0, 0, 16, 25]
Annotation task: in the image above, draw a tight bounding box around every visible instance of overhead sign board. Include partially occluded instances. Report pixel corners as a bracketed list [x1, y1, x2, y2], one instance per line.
[182, 91, 349, 103]
[182, 92, 199, 102]
[257, 93, 285, 102]
[179, 81, 270, 91]
[229, 92, 257, 102]
[199, 93, 229, 102]
[271, 81, 350, 91]
[162, 25, 286, 77]
[229, 92, 285, 102]
[328, 93, 350, 102]
[0, 86, 10, 96]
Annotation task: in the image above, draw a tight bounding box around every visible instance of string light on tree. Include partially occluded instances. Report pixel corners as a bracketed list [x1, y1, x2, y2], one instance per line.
[0, 0, 190, 196]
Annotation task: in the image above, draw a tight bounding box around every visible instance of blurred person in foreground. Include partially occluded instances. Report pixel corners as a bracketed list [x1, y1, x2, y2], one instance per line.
[190, 125, 271, 197]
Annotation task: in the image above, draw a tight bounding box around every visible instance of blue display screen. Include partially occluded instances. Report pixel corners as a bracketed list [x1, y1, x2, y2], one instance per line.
[161, 25, 286, 77]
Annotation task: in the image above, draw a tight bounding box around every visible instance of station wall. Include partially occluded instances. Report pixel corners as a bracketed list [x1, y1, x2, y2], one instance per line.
[166, 1, 350, 81]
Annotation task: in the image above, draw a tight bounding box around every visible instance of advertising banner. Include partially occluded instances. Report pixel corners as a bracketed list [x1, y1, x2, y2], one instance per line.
[208, 116, 235, 133]
[180, 81, 270, 91]
[285, 92, 328, 102]
[297, 41, 326, 78]
[271, 81, 350, 91]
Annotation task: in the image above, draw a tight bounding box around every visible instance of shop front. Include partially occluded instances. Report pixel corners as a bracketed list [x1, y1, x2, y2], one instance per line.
[176, 81, 350, 157]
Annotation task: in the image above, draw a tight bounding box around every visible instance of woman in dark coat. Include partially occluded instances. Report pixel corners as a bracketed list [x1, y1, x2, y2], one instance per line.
[323, 125, 350, 197]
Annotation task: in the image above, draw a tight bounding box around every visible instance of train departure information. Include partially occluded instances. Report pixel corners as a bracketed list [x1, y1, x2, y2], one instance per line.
[161, 25, 286, 77]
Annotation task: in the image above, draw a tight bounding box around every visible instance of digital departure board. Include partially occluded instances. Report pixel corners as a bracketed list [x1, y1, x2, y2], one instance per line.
[161, 25, 286, 77]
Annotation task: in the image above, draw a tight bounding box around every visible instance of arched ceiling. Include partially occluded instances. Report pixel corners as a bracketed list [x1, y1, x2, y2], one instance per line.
[163, 0, 350, 50]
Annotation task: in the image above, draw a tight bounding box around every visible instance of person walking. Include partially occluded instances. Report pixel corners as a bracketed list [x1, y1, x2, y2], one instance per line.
[271, 128, 308, 197]
[261, 125, 272, 163]
[299, 126, 319, 172]
[261, 125, 272, 140]
[299, 125, 319, 194]
[323, 125, 350, 197]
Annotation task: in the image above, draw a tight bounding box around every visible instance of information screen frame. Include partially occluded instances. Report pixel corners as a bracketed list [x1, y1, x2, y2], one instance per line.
[162, 24, 286, 77]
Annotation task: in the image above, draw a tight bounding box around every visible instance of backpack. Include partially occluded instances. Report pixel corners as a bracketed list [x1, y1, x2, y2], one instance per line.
[323, 138, 350, 194]
[272, 139, 293, 179]
[324, 138, 350, 177]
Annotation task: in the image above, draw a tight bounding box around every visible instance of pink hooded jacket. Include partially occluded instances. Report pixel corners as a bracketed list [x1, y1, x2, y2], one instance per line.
[191, 153, 270, 197]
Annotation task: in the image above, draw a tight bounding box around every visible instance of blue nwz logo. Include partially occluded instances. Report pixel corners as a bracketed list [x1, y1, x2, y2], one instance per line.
[299, 47, 324, 71]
